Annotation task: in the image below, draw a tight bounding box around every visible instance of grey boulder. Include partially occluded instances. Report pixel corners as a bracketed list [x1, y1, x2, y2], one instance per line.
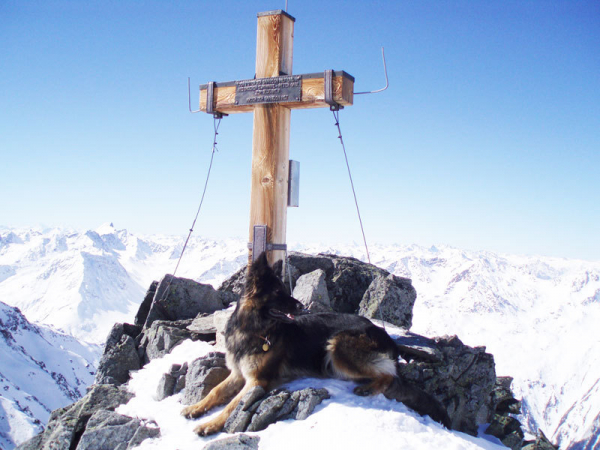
[292, 269, 332, 312]
[75, 410, 159, 450]
[358, 273, 416, 329]
[144, 274, 235, 328]
[16, 384, 135, 450]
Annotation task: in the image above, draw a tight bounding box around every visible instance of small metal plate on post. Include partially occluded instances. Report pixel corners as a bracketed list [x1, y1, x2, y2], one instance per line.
[235, 75, 302, 106]
[288, 160, 300, 207]
[252, 225, 268, 262]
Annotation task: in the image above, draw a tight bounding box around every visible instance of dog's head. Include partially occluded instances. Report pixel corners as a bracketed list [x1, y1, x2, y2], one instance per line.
[243, 252, 305, 323]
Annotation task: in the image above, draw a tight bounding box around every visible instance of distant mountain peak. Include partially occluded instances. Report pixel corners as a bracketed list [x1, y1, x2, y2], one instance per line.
[95, 222, 117, 235]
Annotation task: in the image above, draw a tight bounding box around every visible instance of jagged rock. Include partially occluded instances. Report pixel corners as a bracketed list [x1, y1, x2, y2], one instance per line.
[156, 362, 188, 401]
[16, 384, 134, 450]
[181, 352, 230, 406]
[358, 273, 416, 329]
[156, 374, 176, 402]
[274, 252, 382, 313]
[203, 434, 260, 450]
[134, 281, 158, 326]
[75, 410, 159, 450]
[94, 322, 143, 385]
[223, 386, 266, 433]
[485, 414, 524, 450]
[289, 387, 331, 420]
[292, 269, 332, 312]
[503, 433, 526, 450]
[483, 377, 525, 448]
[219, 252, 416, 320]
[187, 313, 218, 335]
[490, 377, 522, 415]
[383, 377, 451, 428]
[218, 266, 247, 298]
[144, 274, 236, 329]
[95, 334, 140, 385]
[223, 386, 330, 434]
[137, 319, 213, 364]
[396, 334, 496, 436]
[214, 309, 235, 351]
[317, 254, 409, 314]
[284, 254, 335, 288]
[522, 430, 559, 450]
[102, 323, 143, 351]
[392, 328, 443, 362]
[174, 366, 188, 393]
[246, 390, 292, 432]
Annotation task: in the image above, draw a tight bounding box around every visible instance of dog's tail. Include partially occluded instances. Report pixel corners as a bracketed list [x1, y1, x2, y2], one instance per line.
[384, 376, 452, 429]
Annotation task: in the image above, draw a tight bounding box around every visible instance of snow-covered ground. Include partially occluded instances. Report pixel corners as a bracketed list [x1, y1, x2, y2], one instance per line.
[117, 339, 507, 450]
[1, 225, 599, 449]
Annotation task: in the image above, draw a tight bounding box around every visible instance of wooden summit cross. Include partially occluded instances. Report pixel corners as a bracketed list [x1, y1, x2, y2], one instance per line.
[198, 10, 354, 267]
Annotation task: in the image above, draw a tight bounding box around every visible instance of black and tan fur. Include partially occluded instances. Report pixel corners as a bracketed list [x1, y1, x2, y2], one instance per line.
[181, 253, 450, 435]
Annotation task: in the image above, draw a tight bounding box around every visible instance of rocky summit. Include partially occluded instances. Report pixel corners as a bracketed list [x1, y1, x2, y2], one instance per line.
[17, 252, 555, 450]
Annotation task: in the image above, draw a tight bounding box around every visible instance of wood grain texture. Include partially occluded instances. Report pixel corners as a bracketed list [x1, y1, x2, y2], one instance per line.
[249, 104, 290, 265]
[255, 12, 294, 78]
[249, 11, 294, 266]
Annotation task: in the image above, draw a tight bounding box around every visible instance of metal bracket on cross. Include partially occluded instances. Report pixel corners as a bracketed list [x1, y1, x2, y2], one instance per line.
[206, 82, 228, 119]
[324, 69, 343, 111]
[248, 225, 287, 262]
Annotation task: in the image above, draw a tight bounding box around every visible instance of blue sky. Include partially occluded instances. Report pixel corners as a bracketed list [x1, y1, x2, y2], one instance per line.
[1, 0, 599, 260]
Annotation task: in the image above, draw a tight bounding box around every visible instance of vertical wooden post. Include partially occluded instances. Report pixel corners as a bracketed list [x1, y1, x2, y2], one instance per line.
[249, 11, 295, 267]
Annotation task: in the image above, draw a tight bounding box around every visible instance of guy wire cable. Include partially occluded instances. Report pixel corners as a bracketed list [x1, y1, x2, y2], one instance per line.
[160, 115, 223, 302]
[332, 110, 371, 265]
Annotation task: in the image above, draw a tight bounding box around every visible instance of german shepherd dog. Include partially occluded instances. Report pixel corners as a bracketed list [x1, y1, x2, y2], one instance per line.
[181, 253, 450, 435]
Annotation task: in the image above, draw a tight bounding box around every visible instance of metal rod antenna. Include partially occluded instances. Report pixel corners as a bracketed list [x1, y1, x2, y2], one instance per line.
[285, 0, 288, 12]
[188, 77, 201, 113]
[354, 47, 389, 95]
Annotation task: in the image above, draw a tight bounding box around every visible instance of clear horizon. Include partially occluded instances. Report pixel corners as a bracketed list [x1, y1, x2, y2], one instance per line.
[2, 1, 599, 261]
[3, 222, 600, 263]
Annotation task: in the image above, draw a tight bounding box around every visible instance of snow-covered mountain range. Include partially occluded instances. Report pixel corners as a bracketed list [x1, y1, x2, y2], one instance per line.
[1, 224, 599, 449]
[0, 300, 98, 449]
[0, 224, 247, 343]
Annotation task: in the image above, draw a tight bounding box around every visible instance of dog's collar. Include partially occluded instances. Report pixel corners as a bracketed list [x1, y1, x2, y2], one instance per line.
[258, 335, 271, 352]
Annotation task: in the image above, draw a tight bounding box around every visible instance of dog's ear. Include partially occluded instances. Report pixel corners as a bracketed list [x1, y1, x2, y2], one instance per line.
[246, 252, 273, 295]
[250, 252, 270, 275]
[254, 252, 269, 270]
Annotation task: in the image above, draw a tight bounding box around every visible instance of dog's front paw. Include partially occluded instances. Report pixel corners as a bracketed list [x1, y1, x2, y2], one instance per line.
[353, 385, 373, 397]
[194, 420, 223, 436]
[181, 404, 204, 419]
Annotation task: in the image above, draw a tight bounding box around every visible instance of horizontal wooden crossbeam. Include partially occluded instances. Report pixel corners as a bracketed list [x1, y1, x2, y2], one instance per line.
[199, 71, 354, 114]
